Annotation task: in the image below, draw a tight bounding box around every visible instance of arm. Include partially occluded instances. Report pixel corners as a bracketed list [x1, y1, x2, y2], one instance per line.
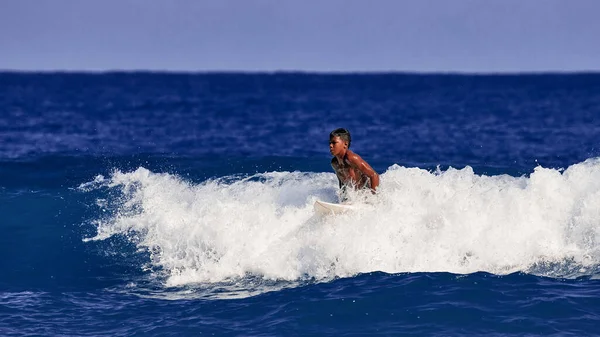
[347, 152, 379, 191]
[331, 159, 344, 188]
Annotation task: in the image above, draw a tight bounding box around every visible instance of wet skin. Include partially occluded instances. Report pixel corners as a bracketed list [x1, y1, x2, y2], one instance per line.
[329, 136, 379, 192]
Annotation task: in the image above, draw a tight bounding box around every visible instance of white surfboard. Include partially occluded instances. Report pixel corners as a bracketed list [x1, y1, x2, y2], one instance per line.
[313, 200, 355, 215]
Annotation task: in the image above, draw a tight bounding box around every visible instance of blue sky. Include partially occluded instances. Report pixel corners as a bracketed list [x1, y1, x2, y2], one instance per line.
[1, 0, 599, 72]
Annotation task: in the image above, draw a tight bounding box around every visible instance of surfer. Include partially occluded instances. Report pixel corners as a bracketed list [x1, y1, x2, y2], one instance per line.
[329, 128, 379, 201]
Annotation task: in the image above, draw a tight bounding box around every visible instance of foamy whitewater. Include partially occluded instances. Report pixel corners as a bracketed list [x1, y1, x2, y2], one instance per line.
[80, 158, 600, 290]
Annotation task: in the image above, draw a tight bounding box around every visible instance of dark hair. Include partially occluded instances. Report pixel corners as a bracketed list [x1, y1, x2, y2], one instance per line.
[330, 128, 351, 148]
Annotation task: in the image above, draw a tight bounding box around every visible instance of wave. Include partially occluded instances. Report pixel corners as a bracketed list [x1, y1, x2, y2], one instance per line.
[80, 158, 600, 287]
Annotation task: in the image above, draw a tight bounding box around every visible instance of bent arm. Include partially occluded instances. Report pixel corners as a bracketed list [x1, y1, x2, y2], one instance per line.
[331, 160, 344, 188]
[348, 153, 379, 191]
[368, 169, 379, 191]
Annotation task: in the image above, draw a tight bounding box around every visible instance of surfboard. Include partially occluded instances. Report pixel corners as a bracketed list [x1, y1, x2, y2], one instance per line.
[313, 200, 355, 215]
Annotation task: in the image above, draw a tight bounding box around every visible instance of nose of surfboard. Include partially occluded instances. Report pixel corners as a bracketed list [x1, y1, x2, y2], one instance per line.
[313, 200, 355, 216]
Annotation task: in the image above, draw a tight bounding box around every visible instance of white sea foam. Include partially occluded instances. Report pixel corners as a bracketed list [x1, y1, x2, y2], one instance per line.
[81, 158, 600, 286]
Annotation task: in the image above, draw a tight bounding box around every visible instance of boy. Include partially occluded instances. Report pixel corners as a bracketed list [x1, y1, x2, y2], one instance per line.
[329, 128, 379, 201]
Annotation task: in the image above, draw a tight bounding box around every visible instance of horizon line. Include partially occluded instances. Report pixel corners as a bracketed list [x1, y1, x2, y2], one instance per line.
[2, 69, 600, 76]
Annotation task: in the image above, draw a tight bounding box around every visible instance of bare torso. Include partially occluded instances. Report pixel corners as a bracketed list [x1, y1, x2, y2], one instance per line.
[331, 154, 371, 189]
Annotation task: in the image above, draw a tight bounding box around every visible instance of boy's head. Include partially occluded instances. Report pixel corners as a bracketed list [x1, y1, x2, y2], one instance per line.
[330, 128, 351, 148]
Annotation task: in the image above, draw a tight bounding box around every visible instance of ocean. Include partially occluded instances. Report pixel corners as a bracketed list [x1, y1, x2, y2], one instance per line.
[1, 72, 600, 336]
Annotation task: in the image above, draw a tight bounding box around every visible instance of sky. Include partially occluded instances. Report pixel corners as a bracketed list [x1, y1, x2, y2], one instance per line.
[1, 0, 599, 73]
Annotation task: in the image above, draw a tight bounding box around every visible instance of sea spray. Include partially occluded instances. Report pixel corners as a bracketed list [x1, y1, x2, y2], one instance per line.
[81, 158, 600, 286]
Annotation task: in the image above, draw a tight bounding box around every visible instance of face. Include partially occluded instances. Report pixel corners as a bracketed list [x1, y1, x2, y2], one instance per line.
[329, 136, 347, 156]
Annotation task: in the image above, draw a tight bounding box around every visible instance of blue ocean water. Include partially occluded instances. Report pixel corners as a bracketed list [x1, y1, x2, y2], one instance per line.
[1, 72, 600, 336]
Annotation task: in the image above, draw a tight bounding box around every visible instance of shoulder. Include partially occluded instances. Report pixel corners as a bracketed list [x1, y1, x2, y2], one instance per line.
[345, 150, 364, 165]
